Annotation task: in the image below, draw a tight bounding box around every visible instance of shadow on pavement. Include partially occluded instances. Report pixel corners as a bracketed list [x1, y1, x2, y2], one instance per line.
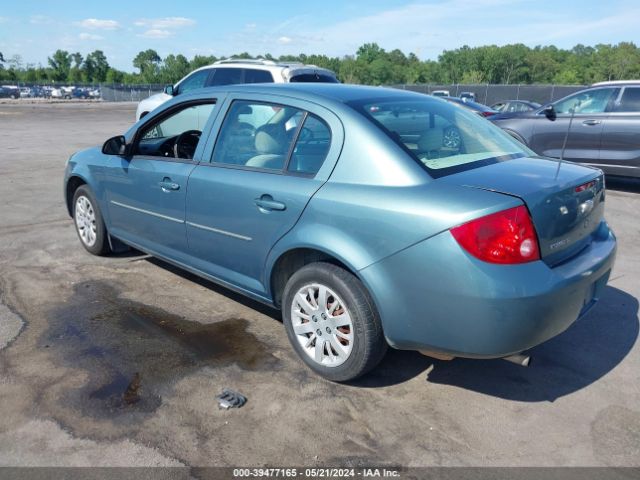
[356, 286, 638, 401]
[146, 257, 282, 321]
[605, 175, 640, 194]
[145, 257, 637, 402]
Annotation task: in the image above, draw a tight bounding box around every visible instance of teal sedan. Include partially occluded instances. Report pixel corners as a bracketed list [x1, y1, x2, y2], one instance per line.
[64, 84, 616, 381]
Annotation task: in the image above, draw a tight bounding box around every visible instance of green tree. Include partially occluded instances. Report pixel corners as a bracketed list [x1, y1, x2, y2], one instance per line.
[190, 55, 216, 70]
[84, 50, 110, 82]
[133, 49, 161, 82]
[48, 49, 71, 81]
[161, 54, 191, 83]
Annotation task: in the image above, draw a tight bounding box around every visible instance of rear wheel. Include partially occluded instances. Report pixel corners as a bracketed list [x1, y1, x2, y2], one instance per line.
[72, 186, 111, 256]
[282, 262, 387, 382]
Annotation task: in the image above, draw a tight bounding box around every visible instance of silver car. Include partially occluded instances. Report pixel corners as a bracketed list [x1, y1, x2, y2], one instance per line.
[135, 59, 338, 120]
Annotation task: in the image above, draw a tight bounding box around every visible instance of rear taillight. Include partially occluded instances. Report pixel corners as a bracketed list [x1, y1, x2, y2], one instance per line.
[481, 111, 496, 117]
[450, 205, 540, 264]
[575, 180, 596, 192]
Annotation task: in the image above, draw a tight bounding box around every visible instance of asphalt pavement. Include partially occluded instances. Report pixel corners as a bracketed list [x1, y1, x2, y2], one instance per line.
[0, 102, 638, 468]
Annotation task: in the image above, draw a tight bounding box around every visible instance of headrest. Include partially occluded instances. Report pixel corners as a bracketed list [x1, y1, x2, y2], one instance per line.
[255, 124, 286, 155]
[417, 129, 443, 152]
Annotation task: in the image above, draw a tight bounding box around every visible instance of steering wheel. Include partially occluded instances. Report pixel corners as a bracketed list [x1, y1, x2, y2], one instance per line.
[173, 130, 202, 159]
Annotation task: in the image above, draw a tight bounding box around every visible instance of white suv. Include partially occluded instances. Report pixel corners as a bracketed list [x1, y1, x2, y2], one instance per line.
[135, 59, 338, 120]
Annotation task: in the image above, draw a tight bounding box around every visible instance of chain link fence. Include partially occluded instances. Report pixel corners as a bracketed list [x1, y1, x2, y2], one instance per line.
[99, 84, 164, 102]
[389, 84, 587, 105]
[2, 81, 587, 106]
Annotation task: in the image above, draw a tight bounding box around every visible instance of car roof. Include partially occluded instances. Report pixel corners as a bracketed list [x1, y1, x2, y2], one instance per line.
[189, 60, 336, 75]
[591, 80, 640, 86]
[442, 96, 495, 111]
[185, 83, 429, 105]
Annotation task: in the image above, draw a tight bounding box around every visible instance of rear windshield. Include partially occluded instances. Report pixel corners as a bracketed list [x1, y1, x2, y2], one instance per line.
[289, 73, 339, 83]
[347, 96, 533, 178]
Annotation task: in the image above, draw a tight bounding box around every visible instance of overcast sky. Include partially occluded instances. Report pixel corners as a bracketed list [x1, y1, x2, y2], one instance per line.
[1, 0, 639, 71]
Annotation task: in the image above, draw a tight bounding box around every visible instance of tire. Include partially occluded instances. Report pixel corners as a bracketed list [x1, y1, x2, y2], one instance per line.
[282, 262, 387, 382]
[72, 185, 111, 256]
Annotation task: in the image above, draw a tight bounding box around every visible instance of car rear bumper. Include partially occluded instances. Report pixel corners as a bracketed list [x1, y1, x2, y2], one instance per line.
[359, 220, 617, 358]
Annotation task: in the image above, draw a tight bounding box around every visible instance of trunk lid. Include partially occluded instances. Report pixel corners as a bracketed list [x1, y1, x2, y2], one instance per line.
[439, 156, 605, 266]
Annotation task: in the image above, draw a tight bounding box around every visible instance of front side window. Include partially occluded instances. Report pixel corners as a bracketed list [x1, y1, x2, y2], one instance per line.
[176, 69, 210, 94]
[614, 87, 640, 112]
[348, 97, 533, 178]
[553, 88, 619, 114]
[135, 102, 215, 159]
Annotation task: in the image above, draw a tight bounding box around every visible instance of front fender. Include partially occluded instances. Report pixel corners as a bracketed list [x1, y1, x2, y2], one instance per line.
[64, 147, 108, 220]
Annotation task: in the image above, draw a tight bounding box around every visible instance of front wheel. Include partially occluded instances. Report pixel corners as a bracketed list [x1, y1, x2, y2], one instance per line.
[282, 262, 387, 382]
[72, 186, 111, 256]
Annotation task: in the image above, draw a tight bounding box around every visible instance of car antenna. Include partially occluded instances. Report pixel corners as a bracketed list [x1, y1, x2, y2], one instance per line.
[556, 99, 581, 179]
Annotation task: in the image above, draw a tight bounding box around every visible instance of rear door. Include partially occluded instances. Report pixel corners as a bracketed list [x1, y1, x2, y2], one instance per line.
[184, 94, 343, 297]
[597, 86, 640, 176]
[529, 87, 618, 163]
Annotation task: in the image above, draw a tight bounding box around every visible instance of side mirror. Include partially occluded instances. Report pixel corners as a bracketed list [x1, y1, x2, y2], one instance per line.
[543, 104, 556, 121]
[102, 135, 128, 156]
[163, 84, 175, 96]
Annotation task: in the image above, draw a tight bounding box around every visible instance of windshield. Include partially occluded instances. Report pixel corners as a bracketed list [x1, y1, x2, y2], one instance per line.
[347, 96, 533, 177]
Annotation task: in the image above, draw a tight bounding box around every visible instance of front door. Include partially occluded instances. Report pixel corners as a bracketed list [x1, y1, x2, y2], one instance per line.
[530, 87, 619, 163]
[104, 101, 217, 259]
[185, 98, 337, 297]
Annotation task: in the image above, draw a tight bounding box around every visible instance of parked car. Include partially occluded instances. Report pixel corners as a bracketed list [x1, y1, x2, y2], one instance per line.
[71, 88, 91, 99]
[459, 91, 476, 102]
[491, 100, 541, 114]
[135, 59, 339, 121]
[0, 85, 20, 99]
[19, 87, 34, 98]
[490, 81, 640, 177]
[431, 89, 450, 97]
[50, 87, 74, 99]
[442, 96, 499, 117]
[65, 84, 616, 381]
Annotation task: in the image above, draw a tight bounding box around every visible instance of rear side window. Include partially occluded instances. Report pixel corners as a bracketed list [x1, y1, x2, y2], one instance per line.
[614, 87, 640, 112]
[289, 73, 338, 83]
[212, 100, 332, 175]
[210, 68, 243, 86]
[244, 69, 274, 83]
[288, 114, 331, 175]
[212, 100, 302, 171]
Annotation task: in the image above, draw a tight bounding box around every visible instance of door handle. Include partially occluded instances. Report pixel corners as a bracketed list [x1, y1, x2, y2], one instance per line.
[159, 178, 180, 191]
[254, 194, 286, 212]
[582, 119, 602, 126]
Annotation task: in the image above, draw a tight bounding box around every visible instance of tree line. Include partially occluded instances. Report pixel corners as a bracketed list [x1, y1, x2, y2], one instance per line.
[1, 42, 638, 86]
